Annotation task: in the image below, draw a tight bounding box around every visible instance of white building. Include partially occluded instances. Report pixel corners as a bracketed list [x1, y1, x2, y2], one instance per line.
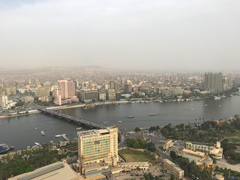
[0, 95, 8, 108]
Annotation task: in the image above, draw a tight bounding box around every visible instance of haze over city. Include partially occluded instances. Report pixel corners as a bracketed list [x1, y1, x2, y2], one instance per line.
[1, 0, 240, 71]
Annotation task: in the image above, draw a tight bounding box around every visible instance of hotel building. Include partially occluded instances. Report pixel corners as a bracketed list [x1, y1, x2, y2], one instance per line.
[77, 126, 118, 176]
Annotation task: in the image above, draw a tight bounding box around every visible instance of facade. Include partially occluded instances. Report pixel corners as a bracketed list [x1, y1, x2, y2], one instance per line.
[124, 83, 132, 93]
[180, 149, 213, 171]
[58, 79, 76, 99]
[78, 90, 98, 103]
[5, 87, 17, 96]
[35, 87, 51, 97]
[0, 95, 8, 108]
[21, 96, 34, 103]
[205, 73, 223, 94]
[163, 139, 174, 150]
[107, 89, 116, 100]
[162, 159, 184, 179]
[185, 141, 223, 159]
[54, 79, 78, 105]
[77, 126, 118, 176]
[98, 91, 107, 101]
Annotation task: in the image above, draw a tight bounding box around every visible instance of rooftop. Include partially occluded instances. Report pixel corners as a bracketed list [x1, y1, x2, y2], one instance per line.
[9, 162, 78, 180]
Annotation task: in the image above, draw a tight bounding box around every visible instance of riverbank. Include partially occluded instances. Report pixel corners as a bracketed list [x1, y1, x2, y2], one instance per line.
[0, 110, 40, 119]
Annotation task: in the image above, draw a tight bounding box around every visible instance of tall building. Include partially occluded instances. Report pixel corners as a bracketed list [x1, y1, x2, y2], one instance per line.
[58, 80, 76, 99]
[107, 89, 116, 100]
[204, 73, 223, 94]
[124, 83, 132, 93]
[0, 95, 8, 108]
[54, 79, 78, 105]
[77, 126, 118, 176]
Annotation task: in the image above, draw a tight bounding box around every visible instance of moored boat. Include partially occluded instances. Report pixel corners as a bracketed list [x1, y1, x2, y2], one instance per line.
[41, 131, 45, 136]
[0, 143, 14, 154]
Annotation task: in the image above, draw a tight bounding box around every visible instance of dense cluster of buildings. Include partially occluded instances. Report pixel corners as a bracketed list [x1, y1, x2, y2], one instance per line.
[0, 71, 237, 109]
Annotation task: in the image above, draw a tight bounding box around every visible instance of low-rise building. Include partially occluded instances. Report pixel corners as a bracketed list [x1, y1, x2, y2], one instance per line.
[9, 162, 79, 180]
[180, 149, 213, 171]
[185, 141, 223, 159]
[118, 162, 150, 171]
[78, 90, 98, 103]
[163, 139, 174, 150]
[162, 159, 184, 179]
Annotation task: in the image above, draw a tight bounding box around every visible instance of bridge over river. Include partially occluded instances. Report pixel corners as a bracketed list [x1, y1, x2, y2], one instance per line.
[37, 107, 106, 129]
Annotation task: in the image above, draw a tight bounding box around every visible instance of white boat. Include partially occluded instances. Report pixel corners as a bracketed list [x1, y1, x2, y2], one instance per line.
[35, 127, 38, 130]
[103, 121, 108, 124]
[204, 104, 208, 107]
[41, 131, 45, 136]
[76, 127, 82, 130]
[214, 96, 221, 100]
[62, 134, 69, 141]
[118, 121, 122, 123]
[55, 135, 61, 138]
[35, 142, 41, 146]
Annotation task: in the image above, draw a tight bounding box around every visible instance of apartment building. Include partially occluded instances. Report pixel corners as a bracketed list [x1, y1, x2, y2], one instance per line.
[162, 159, 184, 179]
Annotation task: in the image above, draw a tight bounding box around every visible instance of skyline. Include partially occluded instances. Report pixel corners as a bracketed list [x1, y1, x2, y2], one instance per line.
[1, 0, 240, 71]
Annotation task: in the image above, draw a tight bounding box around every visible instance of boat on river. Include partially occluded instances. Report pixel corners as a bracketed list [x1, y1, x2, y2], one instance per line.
[41, 131, 45, 136]
[214, 96, 221, 100]
[149, 114, 156, 116]
[0, 143, 14, 154]
[76, 127, 82, 130]
[127, 116, 134, 118]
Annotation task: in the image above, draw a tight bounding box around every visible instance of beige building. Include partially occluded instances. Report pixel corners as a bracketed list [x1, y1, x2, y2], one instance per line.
[0, 95, 8, 108]
[180, 149, 213, 171]
[185, 141, 223, 159]
[162, 159, 184, 179]
[107, 89, 116, 100]
[77, 126, 118, 176]
[9, 162, 79, 180]
[163, 139, 174, 150]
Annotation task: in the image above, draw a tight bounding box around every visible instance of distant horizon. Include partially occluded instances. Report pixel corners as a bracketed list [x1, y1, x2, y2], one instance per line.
[0, 65, 238, 74]
[1, 0, 240, 71]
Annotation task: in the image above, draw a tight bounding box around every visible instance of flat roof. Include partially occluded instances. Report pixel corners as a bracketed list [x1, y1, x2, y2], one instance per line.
[182, 149, 205, 157]
[9, 162, 78, 180]
[78, 126, 117, 138]
[183, 155, 201, 163]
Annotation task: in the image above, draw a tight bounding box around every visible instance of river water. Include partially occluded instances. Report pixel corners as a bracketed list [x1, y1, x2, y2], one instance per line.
[1, 96, 240, 151]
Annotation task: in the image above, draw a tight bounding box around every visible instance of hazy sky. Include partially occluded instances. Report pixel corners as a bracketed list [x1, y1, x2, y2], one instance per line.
[0, 0, 240, 71]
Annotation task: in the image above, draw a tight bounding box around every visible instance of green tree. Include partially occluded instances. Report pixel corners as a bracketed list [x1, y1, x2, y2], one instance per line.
[135, 127, 141, 132]
[170, 151, 177, 160]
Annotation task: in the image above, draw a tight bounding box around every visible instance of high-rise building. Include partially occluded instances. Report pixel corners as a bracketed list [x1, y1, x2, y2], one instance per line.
[227, 74, 233, 89]
[0, 95, 8, 108]
[77, 126, 118, 175]
[205, 73, 223, 94]
[54, 79, 78, 105]
[58, 80, 75, 99]
[107, 89, 116, 100]
[124, 83, 132, 93]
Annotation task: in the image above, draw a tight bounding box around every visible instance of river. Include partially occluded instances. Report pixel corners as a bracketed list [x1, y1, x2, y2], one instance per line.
[1, 96, 240, 151]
